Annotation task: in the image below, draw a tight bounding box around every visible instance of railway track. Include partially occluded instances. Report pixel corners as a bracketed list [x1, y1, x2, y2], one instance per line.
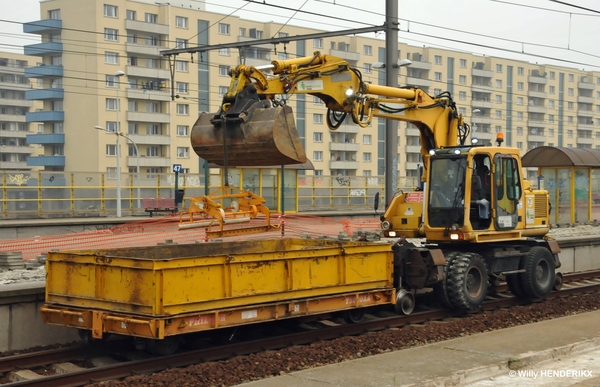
[2, 269, 600, 387]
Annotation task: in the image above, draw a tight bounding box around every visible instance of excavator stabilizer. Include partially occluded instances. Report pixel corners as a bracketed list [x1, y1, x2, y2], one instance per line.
[191, 103, 307, 167]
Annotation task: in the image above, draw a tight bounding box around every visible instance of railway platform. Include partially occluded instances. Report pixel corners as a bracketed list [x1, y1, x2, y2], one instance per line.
[235, 310, 600, 387]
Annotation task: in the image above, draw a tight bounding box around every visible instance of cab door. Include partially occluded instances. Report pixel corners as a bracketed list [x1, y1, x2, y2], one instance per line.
[493, 154, 521, 230]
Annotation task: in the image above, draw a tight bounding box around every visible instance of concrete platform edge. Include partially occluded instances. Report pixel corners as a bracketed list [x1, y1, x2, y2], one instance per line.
[400, 337, 600, 387]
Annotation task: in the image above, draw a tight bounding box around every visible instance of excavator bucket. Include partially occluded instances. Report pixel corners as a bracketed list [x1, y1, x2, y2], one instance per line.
[190, 102, 307, 167]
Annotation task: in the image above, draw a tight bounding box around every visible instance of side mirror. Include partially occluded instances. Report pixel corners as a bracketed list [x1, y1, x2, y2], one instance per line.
[374, 192, 380, 212]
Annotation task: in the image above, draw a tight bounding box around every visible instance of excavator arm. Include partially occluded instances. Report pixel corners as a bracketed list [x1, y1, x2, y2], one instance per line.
[191, 52, 468, 167]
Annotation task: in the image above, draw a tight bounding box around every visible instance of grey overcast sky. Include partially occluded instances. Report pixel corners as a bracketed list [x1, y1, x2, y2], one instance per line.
[1, 0, 600, 70]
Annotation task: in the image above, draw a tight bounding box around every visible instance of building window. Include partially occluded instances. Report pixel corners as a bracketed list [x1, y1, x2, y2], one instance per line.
[313, 151, 323, 161]
[146, 124, 159, 135]
[517, 112, 523, 120]
[548, 114, 554, 122]
[363, 45, 372, 55]
[146, 102, 159, 113]
[105, 52, 118, 64]
[313, 113, 323, 124]
[548, 100, 554, 108]
[104, 4, 117, 17]
[176, 82, 188, 94]
[459, 91, 466, 100]
[104, 28, 118, 41]
[363, 63, 371, 73]
[126, 10, 136, 20]
[175, 39, 187, 49]
[518, 67, 524, 75]
[435, 55, 442, 65]
[147, 146, 159, 157]
[48, 9, 61, 19]
[517, 97, 523, 105]
[567, 116, 573, 124]
[146, 168, 159, 178]
[313, 38, 323, 48]
[434, 72, 442, 81]
[314, 170, 323, 176]
[219, 65, 229, 76]
[218, 23, 230, 35]
[495, 125, 502, 133]
[548, 129, 554, 136]
[567, 130, 573, 137]
[363, 152, 372, 162]
[363, 134, 371, 144]
[496, 64, 502, 72]
[128, 123, 137, 134]
[495, 110, 502, 119]
[177, 147, 189, 158]
[145, 13, 158, 23]
[459, 75, 466, 84]
[106, 144, 117, 156]
[127, 34, 136, 44]
[568, 101, 574, 110]
[238, 27, 246, 37]
[176, 16, 188, 28]
[459, 59, 467, 68]
[550, 71, 555, 80]
[176, 104, 189, 115]
[516, 142, 523, 150]
[313, 132, 323, 142]
[105, 75, 119, 87]
[128, 145, 137, 157]
[218, 86, 228, 96]
[177, 125, 189, 137]
[568, 74, 574, 82]
[517, 82, 524, 90]
[105, 98, 117, 110]
[568, 88, 574, 96]
[313, 96, 322, 105]
[496, 95, 502, 103]
[516, 127, 523, 135]
[496, 79, 502, 88]
[106, 167, 117, 179]
[434, 88, 442, 96]
[145, 36, 158, 46]
[219, 48, 230, 56]
[175, 60, 188, 72]
[549, 85, 555, 94]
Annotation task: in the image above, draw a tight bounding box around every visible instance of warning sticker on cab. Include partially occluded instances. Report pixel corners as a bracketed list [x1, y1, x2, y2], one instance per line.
[405, 192, 424, 203]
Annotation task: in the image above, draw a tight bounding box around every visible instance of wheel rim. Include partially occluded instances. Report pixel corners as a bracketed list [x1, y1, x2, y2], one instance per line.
[465, 267, 484, 298]
[347, 309, 365, 323]
[395, 289, 415, 315]
[535, 260, 550, 287]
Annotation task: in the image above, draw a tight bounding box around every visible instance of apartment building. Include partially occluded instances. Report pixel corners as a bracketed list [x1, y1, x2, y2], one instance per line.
[0, 52, 42, 171]
[22, 0, 600, 179]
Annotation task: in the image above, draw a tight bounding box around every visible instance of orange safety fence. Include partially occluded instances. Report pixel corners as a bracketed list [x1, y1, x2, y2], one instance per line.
[0, 214, 383, 261]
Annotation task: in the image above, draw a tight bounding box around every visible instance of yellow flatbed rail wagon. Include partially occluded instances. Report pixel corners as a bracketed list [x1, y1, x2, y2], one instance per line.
[41, 238, 396, 342]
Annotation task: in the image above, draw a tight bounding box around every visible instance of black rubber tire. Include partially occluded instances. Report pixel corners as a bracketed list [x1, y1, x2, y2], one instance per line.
[520, 246, 556, 299]
[506, 272, 527, 298]
[447, 252, 488, 310]
[432, 251, 461, 309]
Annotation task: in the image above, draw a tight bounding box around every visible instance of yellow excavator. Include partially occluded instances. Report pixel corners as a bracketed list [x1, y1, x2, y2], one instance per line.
[189, 52, 561, 312]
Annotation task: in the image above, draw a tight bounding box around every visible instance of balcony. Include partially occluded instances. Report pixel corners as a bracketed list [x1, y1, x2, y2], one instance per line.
[0, 161, 30, 169]
[406, 162, 421, 170]
[126, 87, 170, 102]
[0, 81, 31, 91]
[409, 60, 432, 71]
[406, 128, 420, 136]
[26, 111, 64, 122]
[238, 36, 272, 51]
[126, 134, 170, 145]
[472, 100, 493, 109]
[527, 134, 546, 143]
[25, 65, 63, 78]
[0, 145, 34, 154]
[125, 43, 164, 57]
[577, 137, 594, 145]
[472, 116, 492, 125]
[330, 142, 359, 152]
[129, 156, 171, 167]
[1, 98, 33, 108]
[473, 131, 494, 141]
[328, 49, 360, 62]
[26, 133, 65, 145]
[471, 84, 493, 93]
[244, 57, 272, 68]
[578, 123, 595, 130]
[126, 65, 169, 79]
[125, 19, 169, 35]
[24, 42, 63, 56]
[0, 114, 26, 122]
[406, 76, 432, 88]
[335, 124, 360, 134]
[26, 88, 64, 100]
[527, 105, 546, 114]
[405, 145, 421, 153]
[578, 82, 595, 90]
[471, 68, 493, 78]
[528, 75, 547, 84]
[27, 155, 65, 167]
[528, 120, 546, 128]
[578, 95, 595, 104]
[329, 160, 359, 170]
[528, 90, 547, 99]
[126, 111, 170, 123]
[0, 130, 29, 138]
[23, 19, 62, 34]
[578, 109, 594, 118]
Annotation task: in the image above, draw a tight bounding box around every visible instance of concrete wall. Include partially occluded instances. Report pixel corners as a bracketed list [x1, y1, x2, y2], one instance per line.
[556, 236, 600, 273]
